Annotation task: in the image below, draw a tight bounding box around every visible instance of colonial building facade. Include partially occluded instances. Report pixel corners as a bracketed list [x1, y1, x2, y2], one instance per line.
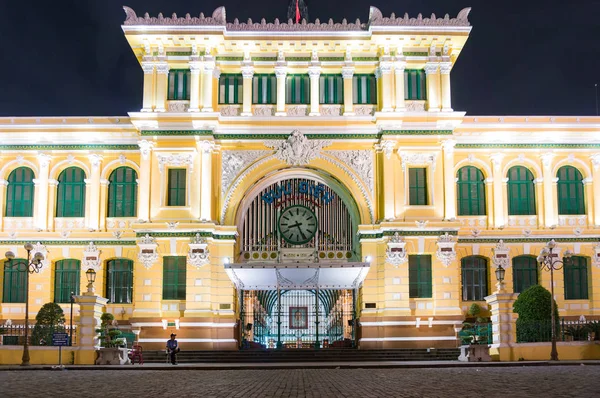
[1, 5, 599, 351]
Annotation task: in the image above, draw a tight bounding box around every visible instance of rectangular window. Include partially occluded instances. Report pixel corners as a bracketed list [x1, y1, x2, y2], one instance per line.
[409, 255, 432, 298]
[286, 75, 310, 104]
[167, 169, 186, 207]
[352, 74, 377, 104]
[168, 70, 191, 100]
[3, 260, 26, 303]
[106, 259, 133, 304]
[252, 74, 277, 104]
[404, 70, 427, 100]
[54, 259, 80, 303]
[319, 74, 343, 104]
[564, 257, 589, 300]
[219, 74, 243, 104]
[409, 168, 428, 205]
[163, 256, 186, 300]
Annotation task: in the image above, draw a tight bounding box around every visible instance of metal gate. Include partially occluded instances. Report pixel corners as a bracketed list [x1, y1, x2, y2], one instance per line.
[240, 289, 355, 349]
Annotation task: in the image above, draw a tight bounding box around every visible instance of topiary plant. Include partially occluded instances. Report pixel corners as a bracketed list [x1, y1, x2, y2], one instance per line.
[513, 285, 559, 342]
[31, 302, 66, 346]
[95, 312, 121, 348]
[467, 303, 482, 318]
[587, 320, 600, 341]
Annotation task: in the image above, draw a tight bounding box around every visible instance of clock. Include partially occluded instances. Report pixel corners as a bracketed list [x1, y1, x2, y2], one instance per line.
[277, 205, 318, 245]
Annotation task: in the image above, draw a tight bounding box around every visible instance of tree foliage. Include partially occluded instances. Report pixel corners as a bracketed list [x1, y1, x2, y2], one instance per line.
[513, 285, 559, 342]
[31, 302, 66, 346]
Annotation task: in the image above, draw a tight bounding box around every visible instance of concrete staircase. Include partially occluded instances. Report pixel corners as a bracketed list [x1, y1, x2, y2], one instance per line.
[145, 348, 460, 363]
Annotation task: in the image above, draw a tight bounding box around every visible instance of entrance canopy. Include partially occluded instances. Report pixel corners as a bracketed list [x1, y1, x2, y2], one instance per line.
[225, 262, 370, 290]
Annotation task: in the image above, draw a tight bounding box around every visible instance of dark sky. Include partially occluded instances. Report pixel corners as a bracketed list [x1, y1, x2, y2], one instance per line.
[1, 0, 599, 117]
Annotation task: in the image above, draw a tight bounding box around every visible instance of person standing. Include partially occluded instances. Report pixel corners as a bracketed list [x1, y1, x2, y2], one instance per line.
[166, 333, 180, 365]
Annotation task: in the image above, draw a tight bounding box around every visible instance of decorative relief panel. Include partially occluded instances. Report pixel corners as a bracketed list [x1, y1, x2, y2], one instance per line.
[492, 240, 510, 269]
[436, 233, 456, 267]
[325, 150, 374, 196]
[286, 106, 309, 117]
[157, 153, 195, 173]
[253, 105, 275, 117]
[405, 101, 426, 112]
[82, 242, 102, 272]
[320, 105, 342, 117]
[265, 130, 331, 166]
[55, 218, 85, 230]
[507, 216, 537, 227]
[221, 150, 271, 197]
[399, 152, 437, 172]
[137, 234, 159, 269]
[353, 105, 375, 116]
[386, 232, 407, 266]
[558, 215, 586, 227]
[187, 233, 210, 268]
[220, 105, 241, 116]
[167, 101, 190, 112]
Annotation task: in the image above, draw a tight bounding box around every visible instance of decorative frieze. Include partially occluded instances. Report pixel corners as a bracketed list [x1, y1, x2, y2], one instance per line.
[221, 150, 271, 197]
[220, 105, 241, 116]
[399, 152, 437, 172]
[265, 130, 331, 166]
[157, 153, 195, 173]
[187, 233, 210, 268]
[82, 242, 102, 272]
[167, 101, 190, 112]
[137, 234, 159, 269]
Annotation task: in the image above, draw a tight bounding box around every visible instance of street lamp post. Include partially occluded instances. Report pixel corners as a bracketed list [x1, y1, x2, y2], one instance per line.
[4, 244, 45, 367]
[69, 291, 75, 346]
[536, 239, 572, 361]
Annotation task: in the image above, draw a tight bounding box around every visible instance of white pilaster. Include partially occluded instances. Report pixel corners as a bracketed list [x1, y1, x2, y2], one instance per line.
[141, 62, 155, 112]
[490, 153, 506, 228]
[154, 62, 169, 112]
[0, 179, 7, 230]
[442, 140, 457, 220]
[275, 64, 287, 116]
[137, 140, 154, 222]
[188, 58, 202, 112]
[591, 154, 600, 227]
[378, 55, 394, 112]
[201, 54, 216, 112]
[33, 153, 52, 231]
[394, 59, 406, 112]
[440, 62, 453, 112]
[308, 65, 321, 116]
[540, 153, 557, 228]
[241, 59, 254, 116]
[342, 65, 355, 116]
[199, 140, 215, 222]
[424, 63, 440, 112]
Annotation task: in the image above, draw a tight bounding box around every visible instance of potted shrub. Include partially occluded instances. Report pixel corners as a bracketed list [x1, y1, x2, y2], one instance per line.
[564, 324, 590, 341]
[458, 304, 491, 362]
[95, 312, 130, 365]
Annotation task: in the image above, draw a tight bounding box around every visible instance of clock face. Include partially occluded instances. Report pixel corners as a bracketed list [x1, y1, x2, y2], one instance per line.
[277, 205, 318, 245]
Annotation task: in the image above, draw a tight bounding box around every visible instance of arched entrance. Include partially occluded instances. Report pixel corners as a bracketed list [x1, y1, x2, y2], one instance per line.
[226, 170, 368, 349]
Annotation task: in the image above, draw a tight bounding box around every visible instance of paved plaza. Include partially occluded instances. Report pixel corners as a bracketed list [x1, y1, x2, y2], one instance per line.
[0, 366, 598, 397]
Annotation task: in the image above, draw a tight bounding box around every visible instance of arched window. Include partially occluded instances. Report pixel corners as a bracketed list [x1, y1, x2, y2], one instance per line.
[107, 167, 138, 217]
[54, 259, 80, 303]
[564, 256, 589, 300]
[3, 259, 27, 303]
[512, 256, 538, 293]
[56, 167, 86, 217]
[461, 256, 488, 301]
[456, 166, 486, 216]
[106, 259, 134, 304]
[557, 166, 585, 215]
[507, 166, 536, 215]
[5, 167, 35, 217]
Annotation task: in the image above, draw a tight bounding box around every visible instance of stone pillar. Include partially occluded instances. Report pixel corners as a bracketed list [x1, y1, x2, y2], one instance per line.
[540, 153, 556, 228]
[141, 62, 155, 112]
[86, 154, 102, 231]
[188, 59, 202, 112]
[74, 293, 109, 364]
[442, 139, 457, 220]
[485, 178, 495, 228]
[275, 64, 287, 116]
[241, 59, 254, 116]
[47, 179, 58, 230]
[308, 65, 321, 116]
[424, 63, 440, 112]
[378, 57, 394, 112]
[394, 59, 406, 112]
[33, 153, 51, 231]
[490, 153, 506, 228]
[378, 140, 396, 221]
[99, 179, 109, 231]
[485, 292, 519, 361]
[201, 54, 216, 112]
[590, 154, 600, 227]
[342, 66, 355, 116]
[137, 140, 154, 223]
[199, 141, 215, 222]
[440, 62, 453, 112]
[0, 179, 7, 230]
[154, 62, 169, 112]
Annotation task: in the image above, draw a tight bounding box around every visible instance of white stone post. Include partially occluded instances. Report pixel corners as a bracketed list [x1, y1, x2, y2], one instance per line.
[394, 59, 406, 112]
[137, 140, 154, 222]
[201, 54, 216, 112]
[442, 139, 457, 220]
[75, 293, 109, 364]
[485, 292, 519, 361]
[241, 59, 254, 116]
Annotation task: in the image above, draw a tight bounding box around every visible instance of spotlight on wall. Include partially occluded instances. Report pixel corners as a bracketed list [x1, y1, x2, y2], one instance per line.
[224, 257, 230, 265]
[365, 255, 372, 263]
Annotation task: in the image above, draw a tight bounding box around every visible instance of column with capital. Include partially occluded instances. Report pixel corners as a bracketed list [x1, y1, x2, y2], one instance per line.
[394, 58, 406, 112]
[241, 58, 254, 116]
[275, 52, 287, 116]
[86, 155, 103, 231]
[424, 63, 440, 111]
[440, 62, 453, 112]
[201, 53, 216, 112]
[33, 153, 52, 231]
[0, 179, 7, 230]
[141, 62, 155, 112]
[378, 56, 394, 112]
[342, 65, 355, 115]
[154, 62, 169, 112]
[540, 153, 556, 228]
[99, 179, 109, 231]
[591, 154, 600, 226]
[490, 153, 506, 228]
[188, 57, 203, 112]
[47, 179, 59, 231]
[199, 141, 216, 222]
[137, 140, 154, 222]
[308, 65, 321, 116]
[442, 140, 457, 220]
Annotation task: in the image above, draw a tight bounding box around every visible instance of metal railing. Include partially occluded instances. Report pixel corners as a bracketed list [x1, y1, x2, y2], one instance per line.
[0, 324, 77, 346]
[516, 318, 600, 343]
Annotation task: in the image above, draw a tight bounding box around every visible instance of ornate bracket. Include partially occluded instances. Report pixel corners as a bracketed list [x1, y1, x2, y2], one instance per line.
[32, 242, 50, 273]
[82, 242, 102, 272]
[492, 239, 510, 269]
[137, 234, 159, 269]
[436, 232, 456, 267]
[385, 232, 407, 266]
[187, 233, 210, 269]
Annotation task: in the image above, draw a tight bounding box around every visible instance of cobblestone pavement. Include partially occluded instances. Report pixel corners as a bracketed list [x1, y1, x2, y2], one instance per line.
[1, 366, 598, 398]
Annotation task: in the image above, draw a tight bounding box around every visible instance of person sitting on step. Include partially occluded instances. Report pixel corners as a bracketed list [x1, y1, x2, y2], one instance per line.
[166, 333, 180, 365]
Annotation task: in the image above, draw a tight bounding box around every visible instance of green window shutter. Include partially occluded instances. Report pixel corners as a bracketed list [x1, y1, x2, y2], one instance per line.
[167, 169, 186, 206]
[409, 255, 432, 298]
[56, 167, 86, 217]
[108, 167, 138, 217]
[507, 166, 536, 215]
[252, 74, 277, 104]
[219, 74, 243, 104]
[352, 74, 377, 105]
[404, 70, 427, 101]
[557, 166, 585, 215]
[54, 259, 80, 303]
[409, 168, 428, 205]
[564, 256, 589, 300]
[286, 74, 310, 104]
[106, 259, 133, 304]
[168, 70, 191, 100]
[5, 167, 35, 217]
[3, 259, 27, 303]
[163, 256, 187, 300]
[512, 256, 538, 293]
[319, 74, 343, 104]
[461, 256, 488, 301]
[456, 166, 486, 216]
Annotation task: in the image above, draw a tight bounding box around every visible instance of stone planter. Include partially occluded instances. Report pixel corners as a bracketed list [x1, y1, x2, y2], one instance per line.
[95, 347, 131, 365]
[458, 344, 491, 362]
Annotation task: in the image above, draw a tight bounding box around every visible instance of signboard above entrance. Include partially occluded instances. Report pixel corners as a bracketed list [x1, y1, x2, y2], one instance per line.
[261, 181, 335, 205]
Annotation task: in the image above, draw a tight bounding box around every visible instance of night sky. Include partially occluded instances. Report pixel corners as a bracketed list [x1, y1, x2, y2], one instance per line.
[1, 0, 598, 117]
